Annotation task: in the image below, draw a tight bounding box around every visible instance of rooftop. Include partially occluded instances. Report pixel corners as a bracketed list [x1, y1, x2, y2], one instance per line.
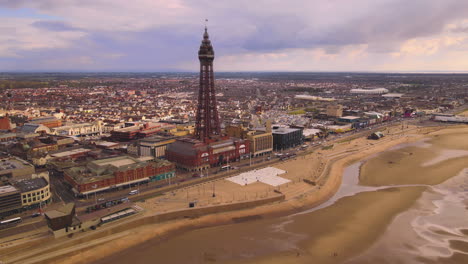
[0, 185, 19, 196]
[0, 157, 32, 171]
[31, 116, 58, 122]
[139, 136, 176, 145]
[50, 148, 91, 158]
[0, 133, 16, 139]
[14, 177, 48, 193]
[45, 203, 75, 219]
[94, 157, 137, 168]
[65, 156, 173, 184]
[340, 116, 361, 120]
[272, 127, 300, 134]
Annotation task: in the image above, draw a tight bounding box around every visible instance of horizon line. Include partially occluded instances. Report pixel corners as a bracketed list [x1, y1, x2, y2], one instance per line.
[2, 70, 468, 74]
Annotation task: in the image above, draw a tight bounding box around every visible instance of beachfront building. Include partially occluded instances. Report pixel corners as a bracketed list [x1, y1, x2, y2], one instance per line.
[166, 27, 251, 171]
[0, 186, 21, 215]
[63, 156, 175, 196]
[45, 202, 136, 238]
[17, 177, 51, 208]
[166, 137, 250, 171]
[0, 175, 51, 216]
[272, 126, 303, 151]
[432, 114, 468, 124]
[247, 130, 273, 157]
[225, 124, 273, 157]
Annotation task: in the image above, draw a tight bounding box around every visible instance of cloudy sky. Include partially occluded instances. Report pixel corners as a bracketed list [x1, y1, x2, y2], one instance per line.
[2, 0, 468, 72]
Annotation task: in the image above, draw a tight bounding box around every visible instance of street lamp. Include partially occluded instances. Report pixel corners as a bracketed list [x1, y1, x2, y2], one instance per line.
[92, 184, 98, 204]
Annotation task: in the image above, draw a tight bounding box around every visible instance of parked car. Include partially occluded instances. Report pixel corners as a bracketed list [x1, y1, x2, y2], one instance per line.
[31, 212, 41, 218]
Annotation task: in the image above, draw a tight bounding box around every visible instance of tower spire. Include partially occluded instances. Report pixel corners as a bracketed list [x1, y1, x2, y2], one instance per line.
[195, 24, 220, 141]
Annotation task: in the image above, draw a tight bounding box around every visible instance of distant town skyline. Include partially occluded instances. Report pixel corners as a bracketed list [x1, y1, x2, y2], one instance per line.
[2, 0, 468, 72]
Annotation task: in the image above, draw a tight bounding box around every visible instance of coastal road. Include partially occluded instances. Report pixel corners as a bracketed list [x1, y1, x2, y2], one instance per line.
[0, 218, 46, 239]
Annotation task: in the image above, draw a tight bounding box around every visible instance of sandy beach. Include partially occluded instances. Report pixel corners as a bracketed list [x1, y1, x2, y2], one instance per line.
[2, 124, 467, 264]
[91, 125, 467, 264]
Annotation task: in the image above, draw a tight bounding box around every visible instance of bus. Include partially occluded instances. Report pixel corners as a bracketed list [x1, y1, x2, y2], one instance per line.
[0, 217, 22, 229]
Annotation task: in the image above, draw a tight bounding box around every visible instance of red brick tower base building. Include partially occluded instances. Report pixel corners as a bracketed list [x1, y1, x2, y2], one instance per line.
[166, 27, 250, 171]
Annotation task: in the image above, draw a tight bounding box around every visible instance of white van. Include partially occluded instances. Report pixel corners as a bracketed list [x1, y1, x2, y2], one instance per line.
[221, 165, 231, 171]
[129, 190, 139, 195]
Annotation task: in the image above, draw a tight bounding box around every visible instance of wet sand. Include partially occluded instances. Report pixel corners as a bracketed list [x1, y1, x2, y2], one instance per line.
[244, 187, 426, 264]
[95, 187, 425, 264]
[458, 110, 468, 117]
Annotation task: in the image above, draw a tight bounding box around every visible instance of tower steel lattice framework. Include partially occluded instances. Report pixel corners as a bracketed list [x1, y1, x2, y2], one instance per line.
[195, 27, 221, 141]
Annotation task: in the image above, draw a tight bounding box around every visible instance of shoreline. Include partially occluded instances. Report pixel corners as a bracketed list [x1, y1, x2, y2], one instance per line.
[2, 124, 461, 264]
[83, 125, 446, 264]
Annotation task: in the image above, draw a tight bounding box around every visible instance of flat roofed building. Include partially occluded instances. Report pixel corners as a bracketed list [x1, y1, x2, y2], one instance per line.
[326, 104, 343, 117]
[382, 93, 404, 98]
[30, 116, 62, 128]
[64, 156, 175, 196]
[166, 137, 250, 171]
[15, 177, 51, 207]
[247, 131, 273, 157]
[272, 127, 303, 151]
[0, 185, 21, 215]
[0, 157, 35, 180]
[226, 124, 272, 157]
[128, 136, 176, 159]
[45, 203, 75, 232]
[350, 88, 389, 94]
[50, 148, 92, 160]
[433, 115, 468, 123]
[338, 116, 361, 123]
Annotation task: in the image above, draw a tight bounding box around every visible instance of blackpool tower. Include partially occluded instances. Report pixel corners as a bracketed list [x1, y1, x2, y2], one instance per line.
[194, 26, 221, 141]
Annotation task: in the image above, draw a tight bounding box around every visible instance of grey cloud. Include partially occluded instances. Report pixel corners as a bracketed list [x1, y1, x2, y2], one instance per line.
[2, 0, 468, 71]
[32, 20, 79, 31]
[240, 0, 468, 53]
[452, 27, 468, 33]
